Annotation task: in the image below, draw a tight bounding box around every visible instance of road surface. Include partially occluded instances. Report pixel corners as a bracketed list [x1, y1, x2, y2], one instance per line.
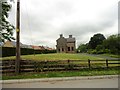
[2, 78, 118, 88]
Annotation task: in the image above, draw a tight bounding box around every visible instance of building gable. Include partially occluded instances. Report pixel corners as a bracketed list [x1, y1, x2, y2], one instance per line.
[3, 41, 15, 47]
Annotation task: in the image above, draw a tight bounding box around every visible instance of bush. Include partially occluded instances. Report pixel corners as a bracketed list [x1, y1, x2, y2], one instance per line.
[87, 49, 97, 54]
[104, 49, 111, 53]
[87, 49, 92, 54]
[2, 47, 16, 57]
[96, 50, 105, 54]
[91, 50, 97, 54]
[2, 47, 56, 57]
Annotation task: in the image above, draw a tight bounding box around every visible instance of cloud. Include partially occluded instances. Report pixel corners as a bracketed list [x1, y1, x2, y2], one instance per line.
[8, 0, 119, 48]
[59, 5, 118, 45]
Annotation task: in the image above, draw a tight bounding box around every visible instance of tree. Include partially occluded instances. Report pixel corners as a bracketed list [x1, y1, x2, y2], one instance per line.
[103, 34, 120, 54]
[88, 33, 106, 49]
[77, 44, 88, 53]
[95, 44, 105, 54]
[0, 0, 15, 42]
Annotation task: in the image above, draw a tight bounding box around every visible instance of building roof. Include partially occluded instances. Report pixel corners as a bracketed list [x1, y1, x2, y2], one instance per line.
[31, 45, 41, 50]
[39, 46, 45, 50]
[3, 41, 16, 47]
[3, 41, 32, 48]
[21, 44, 32, 48]
[66, 38, 75, 43]
[56, 34, 75, 43]
[9, 41, 23, 47]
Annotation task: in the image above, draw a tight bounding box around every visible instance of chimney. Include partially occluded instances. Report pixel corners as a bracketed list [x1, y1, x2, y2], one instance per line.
[69, 35, 72, 38]
[60, 34, 63, 38]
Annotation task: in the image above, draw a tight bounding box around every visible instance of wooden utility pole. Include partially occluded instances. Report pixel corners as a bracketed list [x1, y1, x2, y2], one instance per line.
[15, 0, 20, 74]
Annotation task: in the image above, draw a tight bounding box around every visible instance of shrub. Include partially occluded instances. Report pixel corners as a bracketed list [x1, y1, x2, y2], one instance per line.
[87, 49, 97, 54]
[91, 50, 97, 54]
[104, 49, 111, 53]
[2, 47, 56, 57]
[96, 50, 105, 54]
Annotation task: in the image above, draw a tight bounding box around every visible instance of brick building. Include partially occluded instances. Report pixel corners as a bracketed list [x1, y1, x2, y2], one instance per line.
[56, 34, 76, 53]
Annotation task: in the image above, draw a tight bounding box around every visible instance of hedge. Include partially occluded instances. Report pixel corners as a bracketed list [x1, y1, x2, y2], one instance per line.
[1, 47, 56, 57]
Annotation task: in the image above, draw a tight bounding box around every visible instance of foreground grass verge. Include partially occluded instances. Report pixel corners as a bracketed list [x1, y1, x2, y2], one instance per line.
[2, 67, 119, 80]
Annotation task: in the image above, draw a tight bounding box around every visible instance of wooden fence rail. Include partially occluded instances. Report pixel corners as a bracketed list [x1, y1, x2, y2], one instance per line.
[0, 59, 120, 73]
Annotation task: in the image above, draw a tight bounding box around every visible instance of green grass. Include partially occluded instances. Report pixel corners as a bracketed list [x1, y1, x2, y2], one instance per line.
[102, 54, 120, 58]
[1, 53, 104, 61]
[2, 67, 119, 80]
[1, 53, 119, 80]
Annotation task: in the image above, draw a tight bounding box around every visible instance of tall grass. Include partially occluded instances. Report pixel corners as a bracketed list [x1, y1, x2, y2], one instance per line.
[1, 53, 104, 61]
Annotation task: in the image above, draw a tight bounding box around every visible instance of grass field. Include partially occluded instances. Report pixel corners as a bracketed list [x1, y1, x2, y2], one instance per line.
[1, 53, 104, 61]
[102, 54, 120, 58]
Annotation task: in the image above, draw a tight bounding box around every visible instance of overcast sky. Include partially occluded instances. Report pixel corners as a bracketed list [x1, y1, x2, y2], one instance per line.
[8, 0, 119, 48]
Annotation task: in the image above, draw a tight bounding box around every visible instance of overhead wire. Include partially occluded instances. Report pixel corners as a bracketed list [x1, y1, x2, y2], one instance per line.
[24, 0, 36, 56]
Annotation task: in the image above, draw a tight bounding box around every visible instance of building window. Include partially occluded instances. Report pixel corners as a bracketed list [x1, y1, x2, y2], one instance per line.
[62, 48, 64, 51]
[72, 47, 74, 51]
[68, 47, 70, 51]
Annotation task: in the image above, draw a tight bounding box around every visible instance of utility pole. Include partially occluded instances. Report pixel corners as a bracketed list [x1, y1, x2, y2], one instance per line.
[15, 0, 20, 74]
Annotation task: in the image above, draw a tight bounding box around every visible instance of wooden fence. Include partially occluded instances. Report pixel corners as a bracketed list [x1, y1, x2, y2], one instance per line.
[0, 59, 120, 73]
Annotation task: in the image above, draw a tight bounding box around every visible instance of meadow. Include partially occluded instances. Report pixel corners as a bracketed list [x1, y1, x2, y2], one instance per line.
[1, 53, 104, 61]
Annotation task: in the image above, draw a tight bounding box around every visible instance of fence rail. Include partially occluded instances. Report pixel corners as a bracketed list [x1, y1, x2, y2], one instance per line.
[0, 59, 120, 73]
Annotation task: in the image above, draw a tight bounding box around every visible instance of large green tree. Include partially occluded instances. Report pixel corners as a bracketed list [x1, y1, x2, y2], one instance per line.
[77, 44, 88, 53]
[103, 34, 120, 54]
[0, 0, 15, 42]
[88, 33, 106, 49]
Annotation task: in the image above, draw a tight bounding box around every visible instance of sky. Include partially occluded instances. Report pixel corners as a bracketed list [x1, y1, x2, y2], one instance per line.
[8, 0, 119, 48]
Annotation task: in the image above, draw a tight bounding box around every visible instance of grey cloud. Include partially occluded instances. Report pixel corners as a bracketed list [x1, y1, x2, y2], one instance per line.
[62, 6, 117, 38]
[9, 0, 118, 48]
[20, 0, 74, 35]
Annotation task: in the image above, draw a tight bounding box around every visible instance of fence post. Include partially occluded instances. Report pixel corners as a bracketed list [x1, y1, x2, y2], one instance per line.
[45, 60, 48, 71]
[68, 60, 70, 70]
[47, 61, 49, 71]
[106, 59, 108, 68]
[88, 59, 90, 69]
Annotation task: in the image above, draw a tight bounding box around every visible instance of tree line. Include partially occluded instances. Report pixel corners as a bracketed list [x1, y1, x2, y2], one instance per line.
[77, 33, 120, 55]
